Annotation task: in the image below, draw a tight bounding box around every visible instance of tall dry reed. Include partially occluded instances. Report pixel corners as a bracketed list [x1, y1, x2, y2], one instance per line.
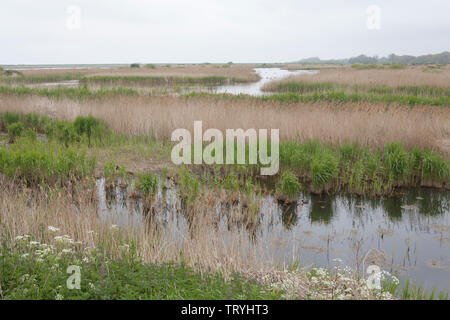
[266, 66, 450, 88]
[0, 95, 448, 154]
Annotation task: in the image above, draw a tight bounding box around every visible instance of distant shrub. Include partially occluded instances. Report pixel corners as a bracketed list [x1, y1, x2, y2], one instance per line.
[130, 63, 140, 68]
[389, 63, 406, 69]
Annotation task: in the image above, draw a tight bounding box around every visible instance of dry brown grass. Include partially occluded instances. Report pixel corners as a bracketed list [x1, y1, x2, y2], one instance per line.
[267, 65, 450, 88]
[1, 94, 448, 154]
[0, 181, 278, 275]
[19, 64, 260, 82]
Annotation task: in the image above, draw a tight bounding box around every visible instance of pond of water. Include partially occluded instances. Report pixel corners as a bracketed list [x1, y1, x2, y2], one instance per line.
[96, 178, 450, 294]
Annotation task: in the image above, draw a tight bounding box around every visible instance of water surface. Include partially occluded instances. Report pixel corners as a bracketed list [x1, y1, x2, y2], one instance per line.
[97, 179, 450, 294]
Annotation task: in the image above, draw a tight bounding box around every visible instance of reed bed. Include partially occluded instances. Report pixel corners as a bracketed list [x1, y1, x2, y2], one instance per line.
[80, 75, 232, 86]
[16, 64, 260, 82]
[265, 66, 450, 88]
[1, 94, 448, 154]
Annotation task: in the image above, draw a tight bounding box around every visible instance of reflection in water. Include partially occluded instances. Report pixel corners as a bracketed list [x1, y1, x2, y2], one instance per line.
[212, 68, 317, 96]
[280, 203, 298, 229]
[309, 195, 333, 224]
[96, 178, 450, 294]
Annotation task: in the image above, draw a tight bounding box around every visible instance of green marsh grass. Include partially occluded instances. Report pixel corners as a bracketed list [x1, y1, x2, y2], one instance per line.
[276, 171, 301, 202]
[0, 85, 138, 100]
[7, 122, 24, 143]
[0, 72, 84, 84]
[0, 138, 95, 187]
[136, 171, 159, 198]
[0, 237, 281, 300]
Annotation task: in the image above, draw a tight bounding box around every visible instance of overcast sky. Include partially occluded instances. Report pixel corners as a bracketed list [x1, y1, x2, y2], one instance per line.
[1, 0, 449, 64]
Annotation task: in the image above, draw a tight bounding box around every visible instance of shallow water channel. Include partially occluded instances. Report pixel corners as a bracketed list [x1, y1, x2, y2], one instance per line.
[212, 67, 316, 95]
[29, 67, 315, 95]
[97, 178, 450, 294]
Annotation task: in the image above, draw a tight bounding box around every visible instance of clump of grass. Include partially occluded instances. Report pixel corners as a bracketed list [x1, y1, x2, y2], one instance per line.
[103, 160, 127, 186]
[178, 167, 200, 205]
[24, 128, 37, 141]
[384, 143, 409, 181]
[130, 63, 140, 68]
[135, 171, 159, 198]
[7, 122, 24, 143]
[421, 150, 449, 183]
[276, 171, 301, 203]
[310, 149, 339, 190]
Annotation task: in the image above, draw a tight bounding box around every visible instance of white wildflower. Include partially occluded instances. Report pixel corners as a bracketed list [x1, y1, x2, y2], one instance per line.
[48, 226, 60, 232]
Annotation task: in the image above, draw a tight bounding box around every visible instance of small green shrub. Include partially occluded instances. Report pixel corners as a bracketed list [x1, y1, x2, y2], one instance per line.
[74, 115, 106, 147]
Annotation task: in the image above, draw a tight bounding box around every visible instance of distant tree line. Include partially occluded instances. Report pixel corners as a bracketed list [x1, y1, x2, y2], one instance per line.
[292, 51, 450, 65]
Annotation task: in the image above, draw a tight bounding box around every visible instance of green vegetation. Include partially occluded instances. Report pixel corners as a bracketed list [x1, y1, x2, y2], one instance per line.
[0, 237, 281, 300]
[7, 122, 24, 143]
[350, 63, 406, 70]
[0, 72, 84, 84]
[0, 111, 51, 132]
[0, 85, 138, 100]
[130, 63, 140, 68]
[74, 115, 108, 147]
[184, 90, 450, 107]
[264, 90, 449, 107]
[0, 138, 95, 187]
[104, 160, 127, 185]
[279, 140, 449, 195]
[351, 63, 385, 70]
[265, 81, 449, 106]
[178, 167, 200, 204]
[136, 171, 159, 198]
[276, 171, 301, 202]
[1, 112, 448, 196]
